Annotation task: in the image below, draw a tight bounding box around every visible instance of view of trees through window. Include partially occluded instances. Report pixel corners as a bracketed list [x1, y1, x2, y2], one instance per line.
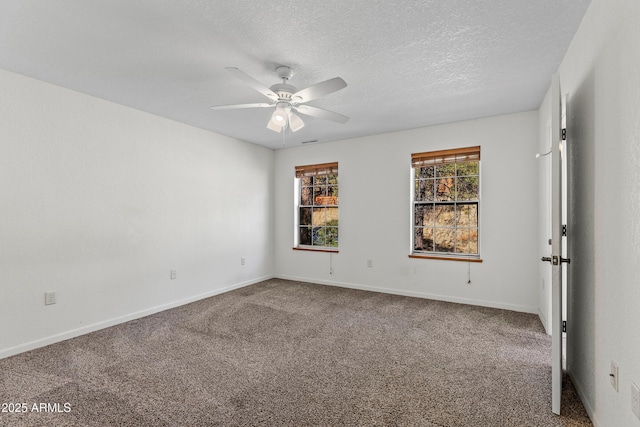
[299, 173, 339, 248]
[413, 149, 479, 256]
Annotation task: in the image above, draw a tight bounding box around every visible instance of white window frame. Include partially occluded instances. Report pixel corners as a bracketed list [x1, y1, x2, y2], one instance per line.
[410, 147, 481, 261]
[294, 162, 339, 252]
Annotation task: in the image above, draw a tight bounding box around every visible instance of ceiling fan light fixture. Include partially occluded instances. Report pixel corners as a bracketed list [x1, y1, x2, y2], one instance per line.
[288, 112, 305, 132]
[273, 111, 286, 123]
[267, 119, 283, 132]
[267, 105, 287, 132]
[273, 103, 289, 122]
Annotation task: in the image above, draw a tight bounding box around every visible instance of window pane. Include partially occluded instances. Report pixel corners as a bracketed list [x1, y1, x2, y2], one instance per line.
[414, 227, 434, 251]
[468, 229, 478, 253]
[312, 227, 325, 246]
[456, 176, 479, 201]
[312, 207, 326, 226]
[456, 228, 478, 254]
[314, 186, 327, 205]
[416, 166, 435, 179]
[456, 204, 478, 227]
[315, 175, 328, 185]
[456, 161, 479, 177]
[415, 204, 434, 227]
[301, 187, 313, 205]
[436, 178, 455, 201]
[435, 163, 456, 178]
[455, 229, 470, 253]
[300, 176, 312, 186]
[434, 228, 455, 253]
[327, 174, 338, 185]
[435, 205, 455, 227]
[328, 186, 339, 205]
[299, 207, 312, 226]
[415, 179, 434, 201]
[326, 207, 339, 225]
[324, 227, 339, 247]
[299, 227, 311, 245]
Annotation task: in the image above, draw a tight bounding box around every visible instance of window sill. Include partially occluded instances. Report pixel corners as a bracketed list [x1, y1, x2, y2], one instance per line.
[408, 254, 483, 263]
[293, 247, 339, 253]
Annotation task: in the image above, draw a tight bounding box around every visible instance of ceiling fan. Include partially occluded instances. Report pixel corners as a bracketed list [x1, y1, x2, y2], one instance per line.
[211, 66, 349, 133]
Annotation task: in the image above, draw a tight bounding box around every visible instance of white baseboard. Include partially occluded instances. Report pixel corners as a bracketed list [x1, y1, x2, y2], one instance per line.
[0, 275, 272, 360]
[568, 370, 599, 426]
[276, 274, 538, 314]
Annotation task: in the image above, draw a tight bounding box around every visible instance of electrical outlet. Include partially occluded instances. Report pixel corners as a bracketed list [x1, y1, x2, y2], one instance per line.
[170, 270, 176, 280]
[632, 382, 640, 419]
[610, 361, 619, 392]
[45, 291, 56, 305]
[367, 260, 373, 268]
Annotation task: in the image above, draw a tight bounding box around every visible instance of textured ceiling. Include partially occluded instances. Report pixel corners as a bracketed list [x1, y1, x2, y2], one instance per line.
[0, 0, 591, 149]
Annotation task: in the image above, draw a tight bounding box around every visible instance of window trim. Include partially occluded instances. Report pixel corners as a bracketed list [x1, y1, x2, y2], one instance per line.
[293, 247, 339, 253]
[408, 254, 482, 262]
[411, 146, 481, 167]
[294, 162, 339, 251]
[410, 146, 481, 260]
[295, 162, 339, 178]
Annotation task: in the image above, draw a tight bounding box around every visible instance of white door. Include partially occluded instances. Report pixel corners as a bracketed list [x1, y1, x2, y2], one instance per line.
[544, 73, 567, 415]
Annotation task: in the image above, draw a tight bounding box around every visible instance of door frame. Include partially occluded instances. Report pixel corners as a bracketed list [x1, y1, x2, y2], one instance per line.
[549, 73, 564, 415]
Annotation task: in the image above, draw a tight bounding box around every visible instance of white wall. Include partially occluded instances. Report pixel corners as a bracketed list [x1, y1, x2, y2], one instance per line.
[550, 0, 640, 425]
[275, 111, 539, 313]
[0, 69, 274, 358]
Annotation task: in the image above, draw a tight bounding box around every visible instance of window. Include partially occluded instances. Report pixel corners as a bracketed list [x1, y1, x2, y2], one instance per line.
[296, 162, 339, 250]
[412, 146, 480, 259]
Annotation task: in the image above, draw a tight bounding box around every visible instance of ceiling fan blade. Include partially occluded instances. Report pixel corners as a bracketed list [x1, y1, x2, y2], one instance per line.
[295, 105, 350, 124]
[210, 102, 273, 110]
[225, 67, 278, 100]
[292, 77, 347, 103]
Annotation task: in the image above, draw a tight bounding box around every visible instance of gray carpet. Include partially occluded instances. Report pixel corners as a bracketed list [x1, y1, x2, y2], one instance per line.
[0, 279, 592, 426]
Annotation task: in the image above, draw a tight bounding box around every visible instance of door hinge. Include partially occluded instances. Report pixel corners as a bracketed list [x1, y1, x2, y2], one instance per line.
[562, 128, 567, 141]
[562, 224, 567, 236]
[562, 320, 567, 333]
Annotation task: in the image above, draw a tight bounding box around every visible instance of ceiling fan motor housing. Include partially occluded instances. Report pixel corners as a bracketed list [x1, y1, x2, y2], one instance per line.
[269, 83, 297, 101]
